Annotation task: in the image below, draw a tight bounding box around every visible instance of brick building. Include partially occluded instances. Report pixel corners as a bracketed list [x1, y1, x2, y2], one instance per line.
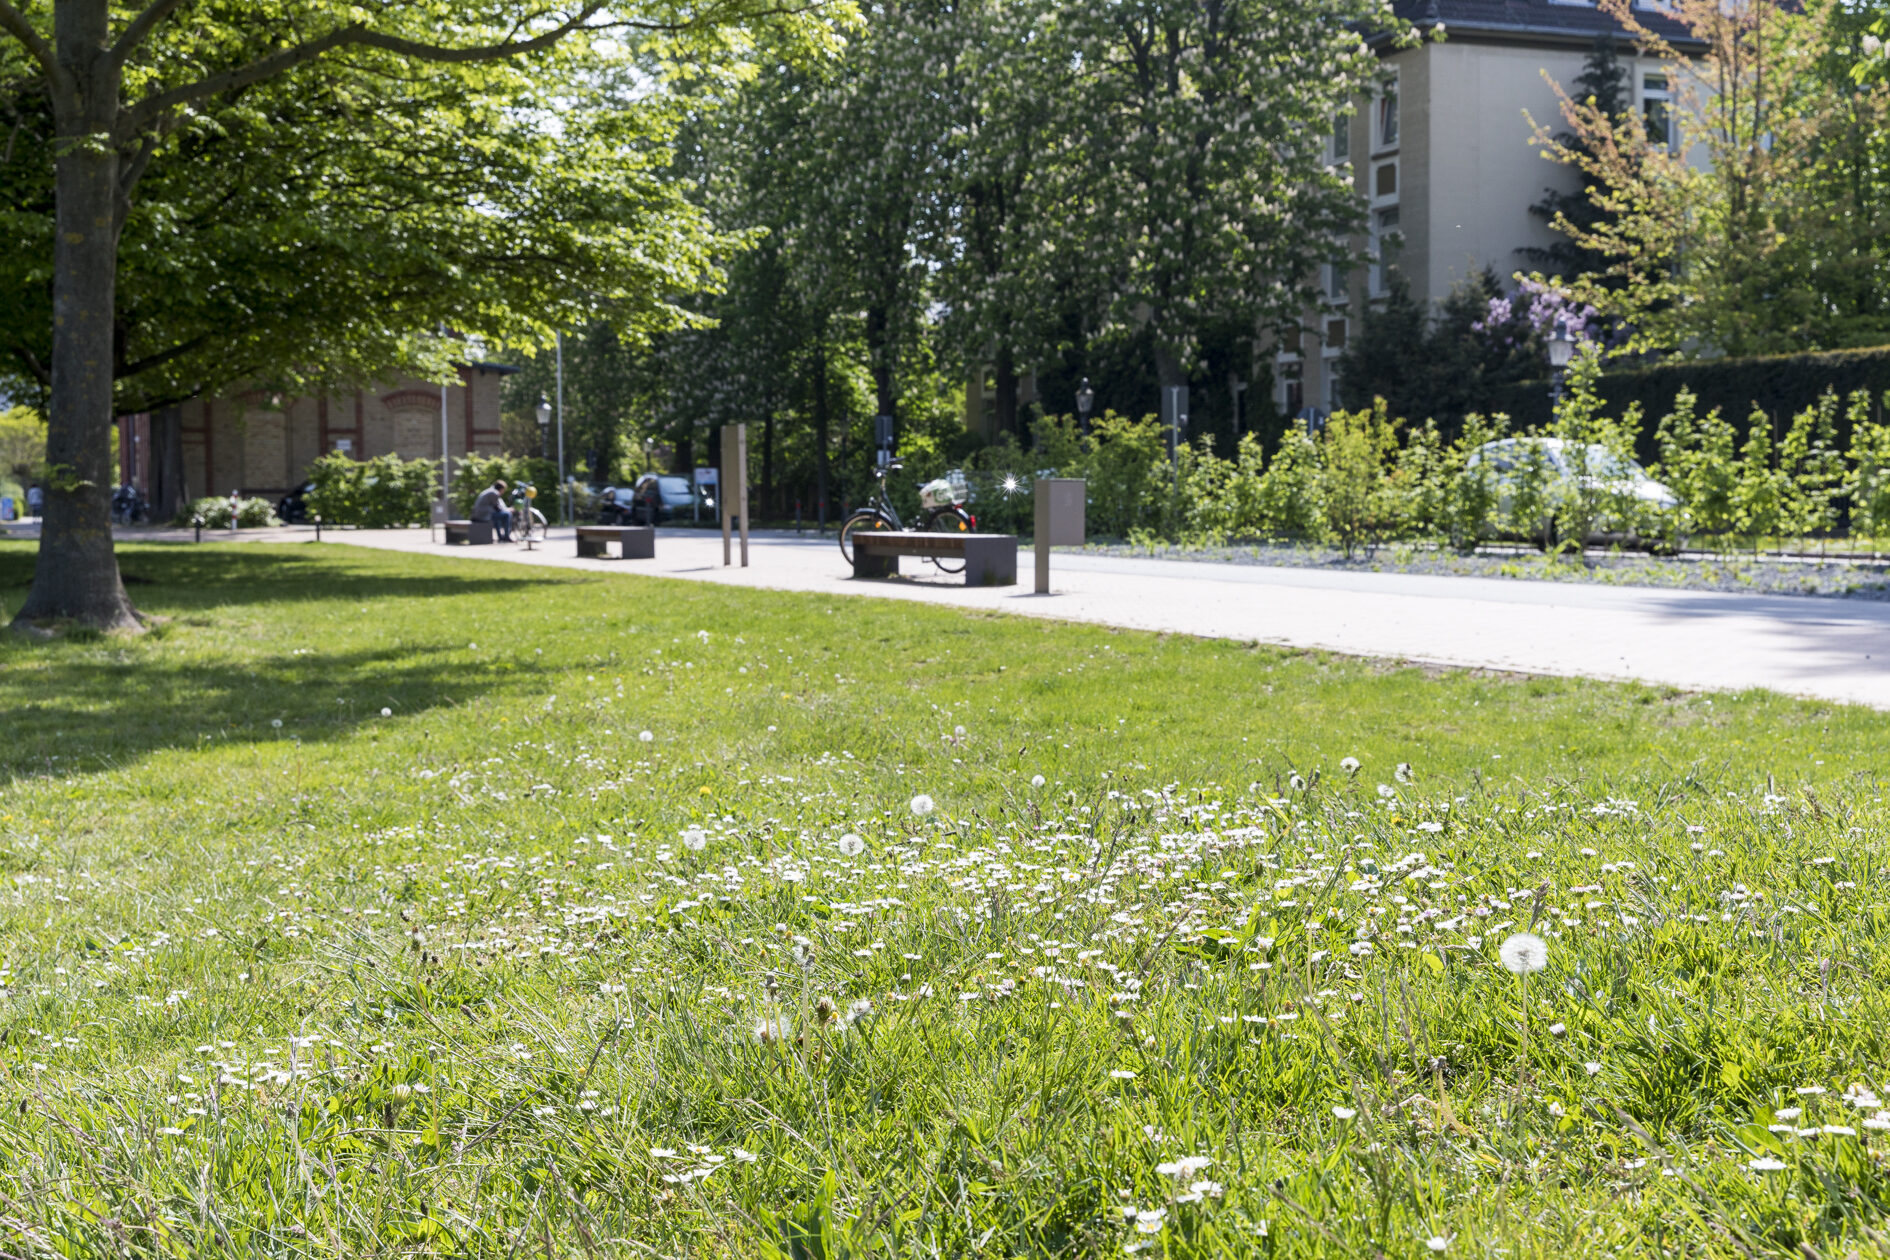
[116, 363, 514, 517]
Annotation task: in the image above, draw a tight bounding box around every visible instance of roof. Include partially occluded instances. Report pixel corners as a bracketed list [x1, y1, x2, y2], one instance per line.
[1384, 0, 1705, 52]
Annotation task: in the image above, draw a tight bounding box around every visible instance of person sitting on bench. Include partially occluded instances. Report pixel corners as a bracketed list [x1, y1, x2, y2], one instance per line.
[471, 479, 513, 542]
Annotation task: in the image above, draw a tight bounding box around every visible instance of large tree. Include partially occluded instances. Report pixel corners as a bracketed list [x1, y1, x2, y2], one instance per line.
[1528, 0, 1890, 358]
[1050, 0, 1399, 394]
[0, 0, 824, 631]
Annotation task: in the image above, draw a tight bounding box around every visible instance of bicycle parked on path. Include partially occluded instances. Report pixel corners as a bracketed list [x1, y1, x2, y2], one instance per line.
[511, 482, 548, 546]
[839, 463, 976, 573]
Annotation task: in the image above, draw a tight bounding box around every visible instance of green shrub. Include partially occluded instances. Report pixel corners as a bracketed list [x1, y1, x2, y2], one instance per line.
[304, 452, 438, 527]
[1255, 427, 1325, 540]
[1317, 401, 1401, 558]
[453, 454, 561, 517]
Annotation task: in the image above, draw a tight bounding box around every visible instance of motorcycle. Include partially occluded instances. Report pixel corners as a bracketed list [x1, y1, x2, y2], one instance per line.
[111, 484, 147, 525]
[595, 485, 637, 525]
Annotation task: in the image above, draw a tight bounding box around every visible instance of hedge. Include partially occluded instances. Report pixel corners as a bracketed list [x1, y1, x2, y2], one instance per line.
[304, 453, 439, 527]
[1484, 345, 1890, 459]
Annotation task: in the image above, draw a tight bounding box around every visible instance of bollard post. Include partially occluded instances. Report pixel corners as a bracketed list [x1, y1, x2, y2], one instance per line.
[1033, 478, 1086, 595]
[314, 514, 322, 543]
[193, 515, 203, 543]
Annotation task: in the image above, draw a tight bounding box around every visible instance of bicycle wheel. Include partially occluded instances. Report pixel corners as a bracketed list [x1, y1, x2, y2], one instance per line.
[924, 505, 974, 573]
[839, 510, 891, 565]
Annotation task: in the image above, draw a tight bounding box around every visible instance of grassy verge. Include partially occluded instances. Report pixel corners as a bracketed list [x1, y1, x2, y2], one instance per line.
[1, 541, 1887, 1258]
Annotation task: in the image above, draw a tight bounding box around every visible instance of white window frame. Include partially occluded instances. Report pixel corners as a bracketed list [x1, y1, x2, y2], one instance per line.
[1642, 71, 1674, 150]
[1371, 157, 1399, 207]
[1374, 76, 1399, 152]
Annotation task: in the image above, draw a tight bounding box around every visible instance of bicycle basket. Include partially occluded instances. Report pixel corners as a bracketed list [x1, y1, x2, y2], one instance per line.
[919, 477, 953, 510]
[945, 470, 969, 504]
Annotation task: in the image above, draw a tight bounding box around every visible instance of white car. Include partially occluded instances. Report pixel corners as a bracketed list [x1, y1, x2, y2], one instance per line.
[1467, 437, 1681, 549]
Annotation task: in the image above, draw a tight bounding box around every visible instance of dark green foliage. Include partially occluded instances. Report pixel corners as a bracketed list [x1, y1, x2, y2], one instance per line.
[1333, 271, 1541, 431]
[1485, 345, 1890, 457]
[303, 453, 439, 527]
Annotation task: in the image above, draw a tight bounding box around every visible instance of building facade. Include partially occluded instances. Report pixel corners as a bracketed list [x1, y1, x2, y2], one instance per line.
[1276, 0, 1697, 420]
[116, 363, 513, 515]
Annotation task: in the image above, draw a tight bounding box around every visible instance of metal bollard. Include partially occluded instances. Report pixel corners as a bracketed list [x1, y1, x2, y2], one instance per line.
[193, 515, 203, 543]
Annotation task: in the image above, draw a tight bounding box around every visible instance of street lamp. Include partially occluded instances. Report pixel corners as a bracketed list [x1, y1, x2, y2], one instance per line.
[1546, 316, 1576, 409]
[536, 395, 552, 458]
[1075, 378, 1095, 435]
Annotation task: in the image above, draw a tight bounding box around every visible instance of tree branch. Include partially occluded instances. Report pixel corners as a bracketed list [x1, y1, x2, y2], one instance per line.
[110, 0, 196, 68]
[0, 0, 55, 78]
[122, 3, 616, 136]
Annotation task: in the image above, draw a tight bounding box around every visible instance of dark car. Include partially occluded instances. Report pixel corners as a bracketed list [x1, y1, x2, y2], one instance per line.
[277, 482, 316, 524]
[628, 473, 710, 524]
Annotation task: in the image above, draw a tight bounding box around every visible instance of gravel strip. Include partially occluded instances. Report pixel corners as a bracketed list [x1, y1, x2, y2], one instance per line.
[1082, 540, 1890, 601]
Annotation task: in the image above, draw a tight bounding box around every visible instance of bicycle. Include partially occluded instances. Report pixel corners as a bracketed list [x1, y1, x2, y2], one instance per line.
[838, 462, 976, 573]
[510, 483, 548, 546]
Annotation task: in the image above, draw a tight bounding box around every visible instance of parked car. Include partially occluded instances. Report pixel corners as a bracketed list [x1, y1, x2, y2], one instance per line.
[1467, 437, 1681, 550]
[627, 473, 711, 524]
[276, 482, 315, 524]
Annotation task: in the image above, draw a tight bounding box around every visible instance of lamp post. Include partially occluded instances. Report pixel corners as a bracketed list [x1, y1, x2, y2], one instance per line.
[536, 395, 552, 461]
[1546, 316, 1576, 411]
[555, 330, 568, 527]
[1075, 378, 1095, 435]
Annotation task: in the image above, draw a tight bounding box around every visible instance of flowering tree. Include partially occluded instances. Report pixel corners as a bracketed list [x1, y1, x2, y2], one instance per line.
[1048, 0, 1401, 393]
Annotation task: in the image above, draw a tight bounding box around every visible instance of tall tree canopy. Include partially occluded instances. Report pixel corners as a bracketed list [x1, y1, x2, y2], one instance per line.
[0, 0, 836, 630]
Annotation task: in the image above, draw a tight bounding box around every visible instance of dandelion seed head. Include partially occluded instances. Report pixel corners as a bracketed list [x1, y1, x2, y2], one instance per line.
[1499, 932, 1549, 974]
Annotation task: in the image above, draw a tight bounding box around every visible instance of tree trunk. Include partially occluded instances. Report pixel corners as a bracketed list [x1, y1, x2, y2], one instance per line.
[761, 405, 776, 518]
[15, 4, 140, 632]
[813, 333, 831, 530]
[150, 405, 187, 520]
[993, 347, 1018, 440]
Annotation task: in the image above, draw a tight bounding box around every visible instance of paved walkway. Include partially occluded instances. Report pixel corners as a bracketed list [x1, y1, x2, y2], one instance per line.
[11, 522, 1889, 707]
[351, 527, 1890, 708]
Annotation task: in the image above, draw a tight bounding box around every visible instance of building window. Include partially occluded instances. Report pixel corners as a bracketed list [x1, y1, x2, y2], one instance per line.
[1375, 78, 1399, 150]
[1325, 262, 1350, 305]
[1324, 317, 1349, 352]
[1643, 73, 1672, 148]
[1330, 112, 1350, 163]
[1370, 208, 1401, 297]
[1278, 360, 1304, 416]
[1373, 160, 1398, 203]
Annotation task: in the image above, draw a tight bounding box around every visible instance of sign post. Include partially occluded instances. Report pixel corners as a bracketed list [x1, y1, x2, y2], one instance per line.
[1161, 386, 1189, 465]
[874, 414, 895, 467]
[720, 424, 749, 567]
[1033, 478, 1086, 594]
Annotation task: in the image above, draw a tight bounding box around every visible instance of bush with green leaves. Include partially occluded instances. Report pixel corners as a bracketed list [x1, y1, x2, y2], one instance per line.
[304, 452, 439, 527]
[1317, 401, 1401, 558]
[453, 454, 561, 517]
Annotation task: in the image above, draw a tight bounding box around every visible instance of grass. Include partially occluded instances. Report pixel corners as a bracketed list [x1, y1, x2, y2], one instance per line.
[2, 540, 1889, 1258]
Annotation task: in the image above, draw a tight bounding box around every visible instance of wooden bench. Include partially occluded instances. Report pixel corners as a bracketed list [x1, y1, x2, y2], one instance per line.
[853, 532, 1017, 586]
[575, 524, 655, 559]
[444, 518, 494, 545]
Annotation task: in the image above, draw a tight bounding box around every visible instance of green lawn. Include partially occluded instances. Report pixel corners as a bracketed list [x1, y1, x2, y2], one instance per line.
[2, 541, 1887, 1258]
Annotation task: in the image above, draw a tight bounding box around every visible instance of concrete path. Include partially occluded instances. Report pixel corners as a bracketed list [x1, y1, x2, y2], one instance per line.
[336, 526, 1889, 708]
[10, 521, 1889, 707]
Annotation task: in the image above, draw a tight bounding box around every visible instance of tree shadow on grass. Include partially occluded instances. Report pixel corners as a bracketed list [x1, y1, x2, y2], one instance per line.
[0, 543, 596, 612]
[0, 544, 601, 786]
